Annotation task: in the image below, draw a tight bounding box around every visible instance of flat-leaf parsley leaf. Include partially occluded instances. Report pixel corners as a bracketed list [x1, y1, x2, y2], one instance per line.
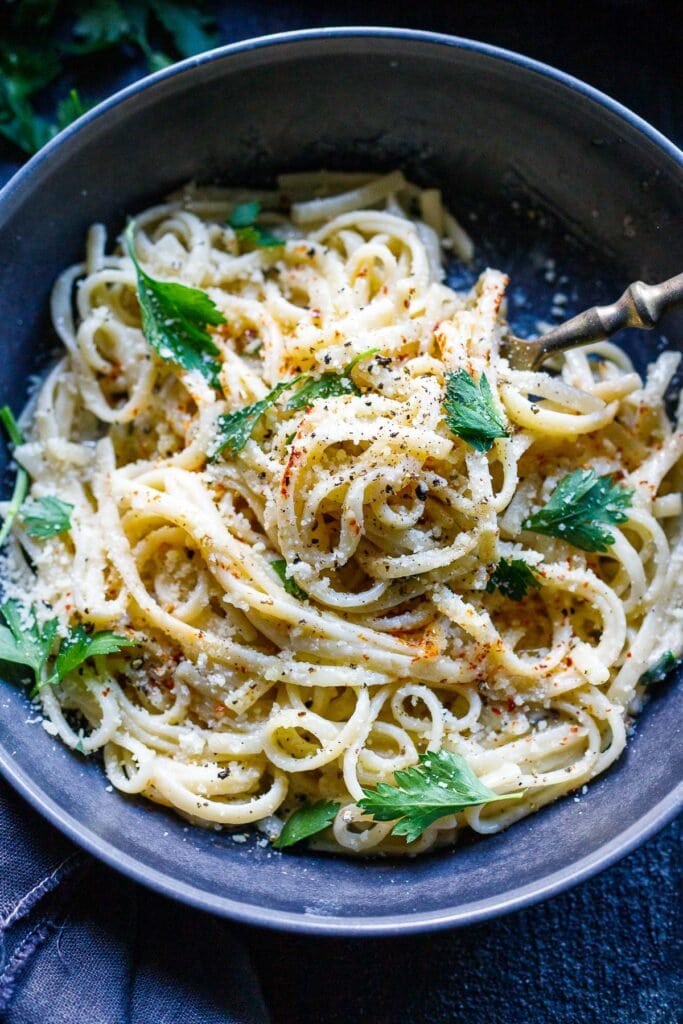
[358, 748, 521, 843]
[22, 495, 73, 539]
[522, 469, 633, 553]
[443, 369, 508, 452]
[273, 800, 340, 849]
[486, 558, 541, 601]
[51, 625, 136, 686]
[0, 601, 58, 686]
[210, 349, 377, 459]
[228, 201, 282, 249]
[210, 378, 302, 459]
[0, 601, 136, 695]
[286, 348, 378, 411]
[125, 221, 226, 388]
[271, 559, 308, 600]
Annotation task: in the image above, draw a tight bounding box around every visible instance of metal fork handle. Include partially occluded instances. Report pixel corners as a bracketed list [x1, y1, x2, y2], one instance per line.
[505, 272, 683, 370]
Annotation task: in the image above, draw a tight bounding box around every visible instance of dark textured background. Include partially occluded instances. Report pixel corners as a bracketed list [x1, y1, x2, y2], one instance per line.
[0, 3, 681, 1022]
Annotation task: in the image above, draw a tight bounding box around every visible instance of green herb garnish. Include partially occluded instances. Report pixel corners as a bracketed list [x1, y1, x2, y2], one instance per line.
[522, 469, 633, 553]
[125, 221, 226, 389]
[228, 201, 282, 249]
[286, 348, 378, 411]
[486, 558, 541, 601]
[358, 748, 522, 843]
[0, 600, 136, 696]
[0, 601, 58, 690]
[210, 349, 377, 459]
[640, 651, 680, 686]
[0, 40, 62, 154]
[273, 800, 340, 849]
[443, 369, 508, 452]
[51, 624, 136, 685]
[271, 559, 308, 601]
[0, 406, 29, 548]
[210, 378, 302, 459]
[22, 496, 73, 539]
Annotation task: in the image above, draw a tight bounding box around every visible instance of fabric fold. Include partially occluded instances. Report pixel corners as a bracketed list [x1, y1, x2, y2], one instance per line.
[0, 780, 269, 1024]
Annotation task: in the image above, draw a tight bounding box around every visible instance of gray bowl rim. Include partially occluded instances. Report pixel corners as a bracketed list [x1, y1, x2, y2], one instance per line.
[0, 26, 681, 937]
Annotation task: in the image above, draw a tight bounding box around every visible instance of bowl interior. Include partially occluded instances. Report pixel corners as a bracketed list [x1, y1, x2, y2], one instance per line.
[0, 31, 681, 934]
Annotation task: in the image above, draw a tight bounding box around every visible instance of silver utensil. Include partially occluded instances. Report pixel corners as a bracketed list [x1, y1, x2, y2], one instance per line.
[502, 272, 683, 370]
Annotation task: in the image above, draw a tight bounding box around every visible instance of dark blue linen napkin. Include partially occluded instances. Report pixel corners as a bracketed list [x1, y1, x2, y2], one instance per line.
[0, 779, 269, 1024]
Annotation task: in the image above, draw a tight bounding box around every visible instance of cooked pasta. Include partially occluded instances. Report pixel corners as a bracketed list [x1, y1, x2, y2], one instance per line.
[2, 169, 681, 855]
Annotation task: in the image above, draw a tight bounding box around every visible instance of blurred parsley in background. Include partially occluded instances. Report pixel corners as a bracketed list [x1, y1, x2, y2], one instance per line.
[0, 0, 220, 155]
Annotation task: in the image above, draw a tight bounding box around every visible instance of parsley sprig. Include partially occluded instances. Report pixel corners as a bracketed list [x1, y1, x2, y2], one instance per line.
[22, 496, 74, 539]
[273, 800, 340, 849]
[286, 348, 378, 411]
[522, 469, 633, 553]
[126, 222, 226, 389]
[51, 624, 135, 685]
[0, 407, 74, 543]
[228, 201, 282, 249]
[443, 370, 508, 452]
[210, 349, 377, 459]
[0, 600, 136, 696]
[210, 379, 302, 459]
[0, 602, 57, 691]
[486, 558, 541, 601]
[0, 406, 29, 548]
[358, 748, 522, 843]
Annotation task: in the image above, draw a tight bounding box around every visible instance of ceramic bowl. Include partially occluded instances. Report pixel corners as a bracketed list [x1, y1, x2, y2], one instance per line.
[0, 28, 681, 934]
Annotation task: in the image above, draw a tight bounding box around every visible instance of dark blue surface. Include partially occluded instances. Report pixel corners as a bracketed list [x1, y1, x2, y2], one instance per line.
[0, 5, 681, 1022]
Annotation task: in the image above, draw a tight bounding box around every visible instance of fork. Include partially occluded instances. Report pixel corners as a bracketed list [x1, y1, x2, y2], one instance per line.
[501, 272, 683, 370]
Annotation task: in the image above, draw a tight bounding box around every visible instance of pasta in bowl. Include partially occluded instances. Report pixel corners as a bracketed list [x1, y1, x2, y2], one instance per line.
[1, 170, 680, 856]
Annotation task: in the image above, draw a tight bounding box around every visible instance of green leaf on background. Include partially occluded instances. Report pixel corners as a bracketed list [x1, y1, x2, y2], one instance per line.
[67, 0, 131, 54]
[0, 2, 221, 154]
[55, 87, 88, 129]
[152, 0, 220, 57]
